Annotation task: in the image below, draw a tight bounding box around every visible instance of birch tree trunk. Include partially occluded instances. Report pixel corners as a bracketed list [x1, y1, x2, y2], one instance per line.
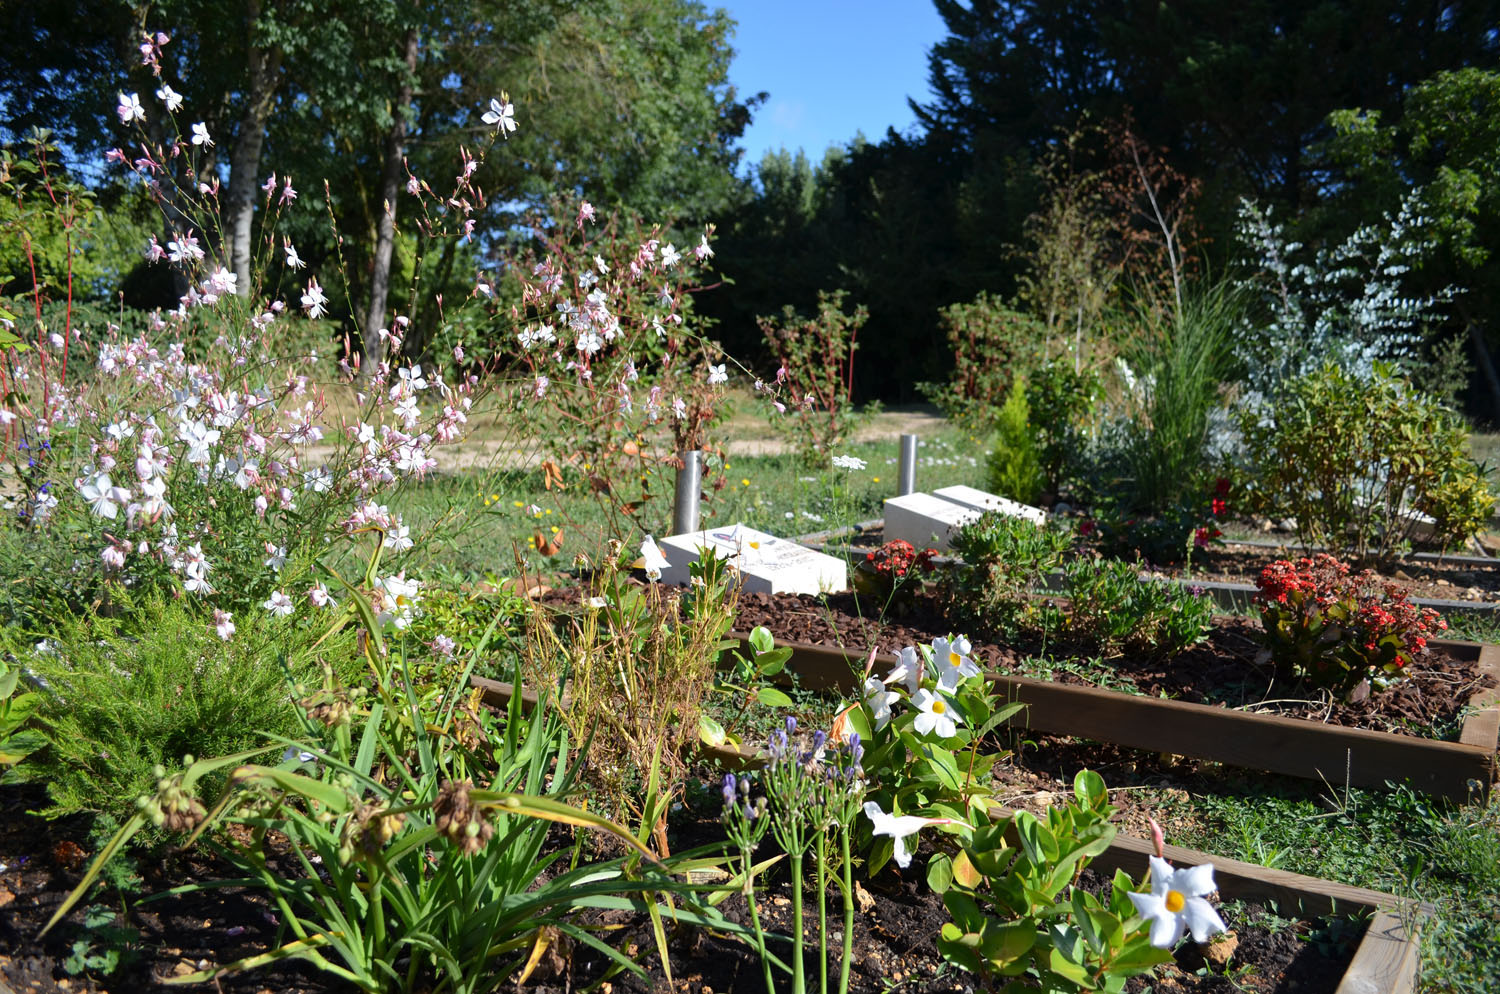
[225, 0, 282, 296]
[361, 27, 420, 371]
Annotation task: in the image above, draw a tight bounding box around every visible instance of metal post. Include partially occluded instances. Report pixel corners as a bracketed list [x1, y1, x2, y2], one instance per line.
[672, 450, 703, 535]
[898, 433, 918, 496]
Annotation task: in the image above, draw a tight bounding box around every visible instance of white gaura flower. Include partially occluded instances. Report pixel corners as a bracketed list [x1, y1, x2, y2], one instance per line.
[659, 243, 681, 268]
[862, 676, 898, 730]
[155, 84, 183, 112]
[284, 240, 306, 270]
[885, 645, 923, 695]
[931, 635, 980, 692]
[481, 94, 517, 135]
[212, 609, 236, 641]
[638, 535, 670, 581]
[386, 523, 413, 553]
[78, 472, 130, 519]
[301, 278, 329, 320]
[117, 92, 146, 124]
[1128, 856, 1228, 949]
[911, 688, 962, 738]
[190, 121, 213, 147]
[707, 363, 728, 386]
[262, 590, 295, 617]
[862, 802, 961, 869]
[307, 583, 335, 609]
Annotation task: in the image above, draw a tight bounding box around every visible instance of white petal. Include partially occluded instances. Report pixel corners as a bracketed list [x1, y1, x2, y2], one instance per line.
[913, 711, 936, 736]
[1150, 909, 1185, 949]
[1148, 856, 1176, 896]
[1184, 897, 1228, 943]
[892, 834, 913, 868]
[1178, 862, 1217, 898]
[1128, 891, 1163, 919]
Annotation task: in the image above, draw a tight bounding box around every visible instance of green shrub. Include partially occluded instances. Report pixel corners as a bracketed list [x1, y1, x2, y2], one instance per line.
[946, 511, 1071, 634]
[986, 380, 1046, 505]
[922, 292, 1045, 430]
[1061, 558, 1216, 659]
[1238, 362, 1494, 560]
[1029, 361, 1103, 494]
[759, 289, 869, 461]
[6, 593, 359, 819]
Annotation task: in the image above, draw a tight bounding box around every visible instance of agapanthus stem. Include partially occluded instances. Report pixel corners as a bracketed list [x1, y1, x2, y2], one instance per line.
[743, 851, 776, 994]
[789, 851, 806, 994]
[816, 833, 829, 994]
[839, 828, 854, 994]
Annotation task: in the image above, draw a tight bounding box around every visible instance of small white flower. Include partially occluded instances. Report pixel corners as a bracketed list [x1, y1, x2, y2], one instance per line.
[78, 472, 130, 519]
[862, 802, 959, 869]
[1128, 857, 1228, 949]
[262, 590, 295, 617]
[660, 243, 681, 268]
[587, 596, 608, 609]
[639, 535, 670, 581]
[308, 583, 335, 608]
[911, 688, 961, 738]
[481, 95, 517, 135]
[832, 454, 868, 471]
[156, 84, 183, 112]
[263, 543, 287, 571]
[707, 363, 728, 386]
[300, 278, 329, 320]
[281, 746, 316, 764]
[212, 609, 236, 641]
[284, 241, 306, 270]
[431, 634, 457, 657]
[117, 92, 145, 124]
[191, 121, 213, 147]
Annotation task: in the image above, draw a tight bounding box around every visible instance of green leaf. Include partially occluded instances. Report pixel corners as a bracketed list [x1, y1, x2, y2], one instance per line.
[697, 714, 727, 747]
[748, 626, 775, 654]
[928, 852, 954, 893]
[755, 686, 793, 708]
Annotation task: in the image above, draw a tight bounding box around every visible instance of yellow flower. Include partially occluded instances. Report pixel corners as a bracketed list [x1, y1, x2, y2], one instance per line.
[741, 478, 750, 486]
[513, 500, 523, 507]
[872, 477, 880, 483]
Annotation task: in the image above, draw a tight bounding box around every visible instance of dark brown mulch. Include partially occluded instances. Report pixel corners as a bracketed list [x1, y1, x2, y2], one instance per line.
[0, 785, 346, 994]
[732, 589, 1495, 740]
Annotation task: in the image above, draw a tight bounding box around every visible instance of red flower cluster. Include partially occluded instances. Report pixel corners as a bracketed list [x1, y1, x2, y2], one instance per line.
[865, 539, 937, 580]
[1253, 554, 1446, 692]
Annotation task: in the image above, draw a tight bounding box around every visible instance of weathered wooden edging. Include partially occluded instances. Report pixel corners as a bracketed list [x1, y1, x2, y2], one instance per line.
[719, 634, 1500, 802]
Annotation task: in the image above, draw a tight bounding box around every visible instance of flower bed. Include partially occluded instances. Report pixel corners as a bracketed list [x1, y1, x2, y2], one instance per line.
[712, 613, 1498, 802]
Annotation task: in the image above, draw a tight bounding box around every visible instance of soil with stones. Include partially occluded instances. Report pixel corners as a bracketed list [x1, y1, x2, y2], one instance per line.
[731, 589, 1495, 740]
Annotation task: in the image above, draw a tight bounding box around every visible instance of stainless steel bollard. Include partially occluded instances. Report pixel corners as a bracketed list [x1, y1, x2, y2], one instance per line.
[898, 433, 918, 496]
[672, 450, 703, 535]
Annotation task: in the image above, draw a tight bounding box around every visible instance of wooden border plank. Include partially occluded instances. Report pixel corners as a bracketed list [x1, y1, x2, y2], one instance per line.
[1335, 911, 1421, 994]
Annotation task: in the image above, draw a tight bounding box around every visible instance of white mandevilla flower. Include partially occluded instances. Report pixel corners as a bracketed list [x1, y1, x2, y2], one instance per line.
[862, 676, 899, 730]
[481, 95, 517, 135]
[885, 645, 923, 695]
[910, 688, 961, 738]
[262, 590, 295, 617]
[931, 635, 980, 693]
[638, 535, 670, 581]
[1129, 856, 1228, 949]
[862, 802, 958, 869]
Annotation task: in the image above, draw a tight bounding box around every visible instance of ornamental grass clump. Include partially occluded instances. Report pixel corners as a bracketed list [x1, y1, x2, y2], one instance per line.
[1254, 554, 1446, 695]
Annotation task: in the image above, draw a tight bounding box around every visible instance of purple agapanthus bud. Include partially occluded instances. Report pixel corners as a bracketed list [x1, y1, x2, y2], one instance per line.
[722, 773, 737, 809]
[785, 716, 797, 737]
[848, 733, 864, 770]
[811, 730, 827, 753]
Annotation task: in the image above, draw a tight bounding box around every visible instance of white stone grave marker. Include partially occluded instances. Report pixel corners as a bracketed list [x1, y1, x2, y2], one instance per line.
[932, 484, 1047, 526]
[882, 493, 983, 551]
[657, 523, 848, 594]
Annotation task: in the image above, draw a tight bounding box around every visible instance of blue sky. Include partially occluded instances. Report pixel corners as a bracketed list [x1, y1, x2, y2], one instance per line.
[717, 1, 949, 172]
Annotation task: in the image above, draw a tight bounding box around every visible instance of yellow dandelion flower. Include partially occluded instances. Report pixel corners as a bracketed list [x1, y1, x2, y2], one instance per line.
[741, 478, 750, 486]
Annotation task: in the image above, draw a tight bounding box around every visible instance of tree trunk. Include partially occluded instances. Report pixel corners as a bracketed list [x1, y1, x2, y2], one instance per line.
[361, 27, 420, 373]
[1467, 319, 1500, 426]
[225, 0, 282, 296]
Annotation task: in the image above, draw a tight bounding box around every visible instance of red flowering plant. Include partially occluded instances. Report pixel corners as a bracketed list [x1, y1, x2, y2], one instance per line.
[1253, 554, 1446, 695]
[855, 539, 939, 612]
